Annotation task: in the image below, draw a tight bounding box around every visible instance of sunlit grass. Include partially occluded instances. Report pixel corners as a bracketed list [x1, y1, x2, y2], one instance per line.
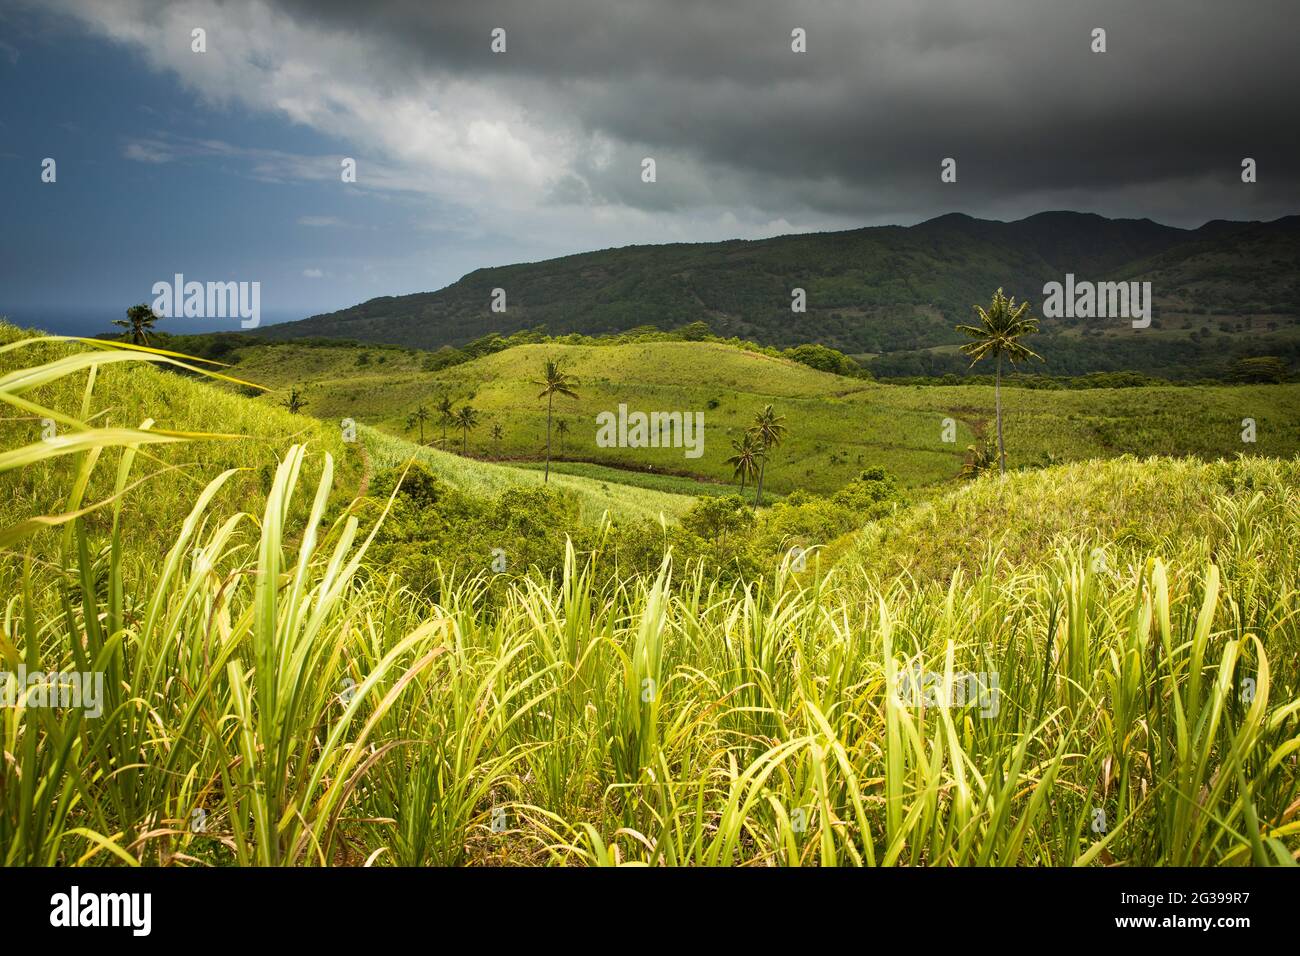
[220, 338, 1300, 494]
[362, 424, 696, 523]
[2, 334, 1297, 866]
[846, 454, 1300, 584]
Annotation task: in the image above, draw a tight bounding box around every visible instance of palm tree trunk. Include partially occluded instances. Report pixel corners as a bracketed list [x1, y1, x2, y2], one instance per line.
[419, 421, 425, 444]
[739, 475, 746, 498]
[462, 427, 468, 455]
[754, 460, 766, 508]
[544, 393, 553, 483]
[995, 352, 1005, 475]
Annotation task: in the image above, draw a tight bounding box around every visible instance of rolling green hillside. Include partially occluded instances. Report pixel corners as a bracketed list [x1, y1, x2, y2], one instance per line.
[6, 322, 1300, 869]
[0, 324, 694, 564]
[0, 323, 363, 559]
[360, 424, 695, 523]
[843, 455, 1300, 585]
[218, 338, 1300, 497]
[254, 211, 1300, 378]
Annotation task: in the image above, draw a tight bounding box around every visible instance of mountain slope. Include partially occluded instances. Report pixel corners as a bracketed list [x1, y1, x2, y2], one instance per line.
[255, 211, 1299, 358]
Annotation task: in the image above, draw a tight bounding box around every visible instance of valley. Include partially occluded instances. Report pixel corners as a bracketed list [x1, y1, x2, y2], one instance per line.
[211, 336, 1300, 497]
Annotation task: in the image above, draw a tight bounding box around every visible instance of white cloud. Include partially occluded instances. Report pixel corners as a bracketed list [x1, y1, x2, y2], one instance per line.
[122, 140, 174, 163]
[302, 268, 325, 278]
[54, 2, 573, 204]
[297, 215, 342, 227]
[43, 0, 849, 265]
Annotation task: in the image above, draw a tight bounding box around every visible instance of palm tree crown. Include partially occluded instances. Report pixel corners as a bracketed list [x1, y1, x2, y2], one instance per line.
[436, 395, 455, 446]
[955, 288, 1041, 365]
[725, 432, 760, 497]
[407, 405, 431, 444]
[534, 359, 579, 403]
[113, 303, 158, 346]
[455, 405, 480, 454]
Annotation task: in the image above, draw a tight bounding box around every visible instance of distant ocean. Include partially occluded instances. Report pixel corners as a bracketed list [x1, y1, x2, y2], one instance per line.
[0, 309, 303, 337]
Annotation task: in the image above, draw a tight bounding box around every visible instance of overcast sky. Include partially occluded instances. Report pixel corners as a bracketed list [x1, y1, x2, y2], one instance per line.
[2, 0, 1297, 331]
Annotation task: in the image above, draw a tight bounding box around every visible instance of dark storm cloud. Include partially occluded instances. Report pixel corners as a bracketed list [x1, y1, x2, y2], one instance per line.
[264, 0, 1300, 224]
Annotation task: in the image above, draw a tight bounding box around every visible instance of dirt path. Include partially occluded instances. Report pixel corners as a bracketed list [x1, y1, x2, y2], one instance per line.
[354, 436, 372, 499]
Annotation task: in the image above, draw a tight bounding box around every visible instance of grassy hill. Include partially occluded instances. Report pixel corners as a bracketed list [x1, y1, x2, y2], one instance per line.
[4, 322, 1299, 868]
[843, 454, 1300, 585]
[0, 324, 695, 558]
[218, 338, 1300, 497]
[253, 211, 1300, 378]
[360, 424, 695, 523]
[0, 322, 364, 560]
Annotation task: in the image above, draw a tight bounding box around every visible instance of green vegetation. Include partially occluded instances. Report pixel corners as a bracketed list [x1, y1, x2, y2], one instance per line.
[0, 322, 361, 562]
[454, 405, 481, 455]
[282, 386, 308, 415]
[3, 325, 1299, 868]
[359, 425, 696, 524]
[846, 455, 1300, 585]
[1228, 356, 1289, 384]
[725, 432, 761, 498]
[252, 211, 1300, 381]
[406, 404, 431, 444]
[513, 459, 737, 498]
[436, 394, 454, 447]
[208, 337, 1300, 497]
[748, 403, 787, 506]
[958, 440, 999, 481]
[2, 333, 1297, 867]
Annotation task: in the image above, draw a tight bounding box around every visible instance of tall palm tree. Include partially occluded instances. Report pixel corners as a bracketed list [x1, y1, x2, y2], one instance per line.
[436, 395, 455, 447]
[956, 288, 1042, 475]
[406, 405, 431, 444]
[533, 358, 579, 483]
[748, 404, 786, 507]
[282, 387, 308, 415]
[555, 418, 570, 455]
[113, 303, 158, 346]
[455, 405, 480, 455]
[491, 422, 504, 456]
[725, 432, 760, 498]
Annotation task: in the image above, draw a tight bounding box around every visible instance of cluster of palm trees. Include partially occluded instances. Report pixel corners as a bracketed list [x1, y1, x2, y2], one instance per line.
[407, 397, 481, 454]
[724, 403, 787, 507]
[402, 359, 580, 478]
